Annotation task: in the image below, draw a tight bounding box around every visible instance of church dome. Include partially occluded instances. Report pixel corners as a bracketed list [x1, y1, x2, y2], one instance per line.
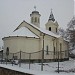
[30, 11, 41, 16]
[32, 11, 39, 13]
[30, 7, 41, 28]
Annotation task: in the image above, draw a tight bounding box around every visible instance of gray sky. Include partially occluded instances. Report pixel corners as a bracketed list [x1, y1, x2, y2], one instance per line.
[0, 0, 74, 47]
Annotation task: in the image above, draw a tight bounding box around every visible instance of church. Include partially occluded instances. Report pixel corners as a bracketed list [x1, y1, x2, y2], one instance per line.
[2, 8, 69, 62]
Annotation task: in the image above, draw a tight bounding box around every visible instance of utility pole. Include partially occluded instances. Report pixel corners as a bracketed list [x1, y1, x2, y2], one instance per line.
[58, 51, 59, 73]
[41, 33, 45, 71]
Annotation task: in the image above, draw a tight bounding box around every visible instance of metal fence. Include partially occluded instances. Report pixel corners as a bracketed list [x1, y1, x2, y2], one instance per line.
[0, 50, 69, 71]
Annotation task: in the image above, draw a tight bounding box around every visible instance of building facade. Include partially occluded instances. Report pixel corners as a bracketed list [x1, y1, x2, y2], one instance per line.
[2, 9, 69, 62]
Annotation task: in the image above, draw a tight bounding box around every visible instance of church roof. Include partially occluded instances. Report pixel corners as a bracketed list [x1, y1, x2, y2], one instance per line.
[8, 27, 39, 38]
[29, 22, 60, 38]
[32, 11, 39, 14]
[30, 10, 41, 16]
[15, 21, 60, 38]
[48, 9, 55, 22]
[39, 28, 60, 38]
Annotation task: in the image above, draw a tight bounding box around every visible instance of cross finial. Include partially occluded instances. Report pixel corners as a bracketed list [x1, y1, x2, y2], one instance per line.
[50, 8, 53, 14]
[51, 8, 52, 11]
[34, 6, 36, 11]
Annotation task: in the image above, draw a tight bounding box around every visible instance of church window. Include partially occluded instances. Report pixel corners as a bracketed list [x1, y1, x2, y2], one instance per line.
[56, 28, 57, 33]
[49, 27, 51, 31]
[31, 17, 33, 23]
[46, 45, 49, 55]
[54, 47, 55, 55]
[6, 47, 9, 56]
[60, 43, 62, 58]
[35, 17, 37, 22]
[38, 18, 39, 23]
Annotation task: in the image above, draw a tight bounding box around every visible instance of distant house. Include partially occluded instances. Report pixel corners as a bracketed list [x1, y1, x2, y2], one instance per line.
[2, 9, 69, 62]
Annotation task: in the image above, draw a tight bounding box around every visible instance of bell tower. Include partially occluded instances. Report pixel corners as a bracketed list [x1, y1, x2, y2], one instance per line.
[30, 6, 41, 28]
[45, 9, 59, 33]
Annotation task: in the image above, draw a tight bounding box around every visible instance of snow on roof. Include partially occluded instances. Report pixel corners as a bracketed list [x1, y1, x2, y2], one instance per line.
[9, 27, 39, 38]
[24, 21, 60, 38]
[40, 28, 60, 38]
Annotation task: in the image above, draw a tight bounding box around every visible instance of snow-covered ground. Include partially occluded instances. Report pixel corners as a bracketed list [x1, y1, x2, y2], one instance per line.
[0, 58, 75, 75]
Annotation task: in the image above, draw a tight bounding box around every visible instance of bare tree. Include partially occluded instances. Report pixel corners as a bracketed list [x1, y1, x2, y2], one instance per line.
[67, 16, 75, 49]
[58, 27, 67, 40]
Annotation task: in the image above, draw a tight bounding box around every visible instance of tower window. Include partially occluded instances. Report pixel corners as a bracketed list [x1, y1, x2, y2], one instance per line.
[31, 17, 33, 23]
[35, 17, 37, 22]
[49, 27, 51, 31]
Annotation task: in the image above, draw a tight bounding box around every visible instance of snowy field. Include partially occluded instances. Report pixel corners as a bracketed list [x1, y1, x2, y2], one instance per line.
[0, 58, 75, 75]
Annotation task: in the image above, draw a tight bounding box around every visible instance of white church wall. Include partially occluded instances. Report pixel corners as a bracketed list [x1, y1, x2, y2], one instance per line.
[3, 37, 41, 59]
[45, 21, 58, 33]
[3, 35, 69, 60]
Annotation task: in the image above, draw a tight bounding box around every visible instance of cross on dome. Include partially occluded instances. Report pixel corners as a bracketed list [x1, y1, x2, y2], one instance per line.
[34, 6, 36, 11]
[50, 8, 53, 14]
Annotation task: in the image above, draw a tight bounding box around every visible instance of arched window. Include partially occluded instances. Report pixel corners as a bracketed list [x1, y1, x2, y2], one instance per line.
[31, 17, 33, 23]
[60, 43, 62, 58]
[54, 47, 55, 55]
[46, 45, 49, 55]
[56, 28, 57, 33]
[49, 27, 51, 31]
[60, 43, 62, 51]
[6, 47, 9, 56]
[35, 17, 37, 22]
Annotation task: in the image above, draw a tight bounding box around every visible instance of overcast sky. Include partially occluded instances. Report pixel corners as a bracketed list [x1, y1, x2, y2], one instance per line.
[0, 0, 74, 47]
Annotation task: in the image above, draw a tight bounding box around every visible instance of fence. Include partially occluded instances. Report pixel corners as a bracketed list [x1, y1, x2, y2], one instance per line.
[0, 50, 69, 71]
[2, 50, 69, 61]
